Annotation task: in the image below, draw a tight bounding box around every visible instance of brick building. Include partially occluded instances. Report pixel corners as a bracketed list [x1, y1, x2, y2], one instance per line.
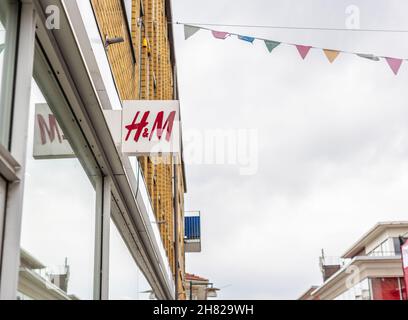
[90, 0, 187, 299]
[0, 0, 192, 300]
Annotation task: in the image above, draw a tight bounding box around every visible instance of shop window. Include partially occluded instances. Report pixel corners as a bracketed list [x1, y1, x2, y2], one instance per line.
[0, 0, 19, 147]
[109, 216, 153, 300]
[334, 278, 370, 300]
[401, 277, 407, 300]
[18, 70, 98, 300]
[371, 277, 402, 300]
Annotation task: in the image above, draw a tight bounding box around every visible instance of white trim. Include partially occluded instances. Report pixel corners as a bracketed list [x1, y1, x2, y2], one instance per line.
[342, 221, 408, 258]
[0, 144, 20, 182]
[312, 256, 404, 300]
[93, 176, 111, 300]
[0, 1, 36, 300]
[0, 176, 6, 268]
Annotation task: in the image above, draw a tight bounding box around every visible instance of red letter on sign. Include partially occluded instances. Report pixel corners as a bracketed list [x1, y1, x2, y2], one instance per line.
[149, 111, 176, 142]
[125, 111, 150, 142]
[37, 114, 63, 145]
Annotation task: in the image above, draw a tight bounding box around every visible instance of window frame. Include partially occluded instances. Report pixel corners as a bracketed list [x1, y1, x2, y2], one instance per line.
[0, 0, 36, 299]
[0, 0, 109, 300]
[0, 0, 20, 148]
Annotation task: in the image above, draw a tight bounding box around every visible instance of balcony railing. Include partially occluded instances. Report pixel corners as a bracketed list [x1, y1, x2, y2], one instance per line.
[184, 212, 201, 252]
[367, 251, 401, 257]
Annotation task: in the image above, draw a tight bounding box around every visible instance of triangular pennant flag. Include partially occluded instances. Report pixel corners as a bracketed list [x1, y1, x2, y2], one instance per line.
[323, 49, 340, 63]
[238, 35, 255, 43]
[212, 30, 230, 40]
[385, 57, 403, 75]
[296, 45, 312, 59]
[184, 25, 200, 40]
[264, 40, 280, 53]
[356, 53, 380, 61]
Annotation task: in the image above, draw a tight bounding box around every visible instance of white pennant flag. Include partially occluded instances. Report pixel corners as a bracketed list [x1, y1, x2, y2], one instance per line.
[184, 25, 200, 40]
[356, 53, 380, 61]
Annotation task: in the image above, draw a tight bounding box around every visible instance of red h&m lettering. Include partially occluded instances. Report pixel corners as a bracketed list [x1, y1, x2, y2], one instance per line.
[149, 111, 176, 142]
[37, 114, 63, 145]
[125, 111, 150, 142]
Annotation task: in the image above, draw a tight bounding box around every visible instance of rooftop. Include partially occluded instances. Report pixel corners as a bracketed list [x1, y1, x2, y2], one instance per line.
[185, 273, 208, 282]
[341, 221, 408, 259]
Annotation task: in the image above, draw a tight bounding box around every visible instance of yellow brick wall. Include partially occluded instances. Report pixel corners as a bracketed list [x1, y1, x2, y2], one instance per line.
[91, 0, 139, 100]
[91, 0, 186, 299]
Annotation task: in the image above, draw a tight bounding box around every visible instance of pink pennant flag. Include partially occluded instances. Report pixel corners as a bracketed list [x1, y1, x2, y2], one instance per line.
[212, 30, 230, 40]
[296, 45, 312, 60]
[385, 57, 403, 75]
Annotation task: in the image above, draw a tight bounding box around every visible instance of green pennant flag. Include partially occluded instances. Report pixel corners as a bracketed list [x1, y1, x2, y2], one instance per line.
[264, 40, 280, 53]
[184, 25, 200, 40]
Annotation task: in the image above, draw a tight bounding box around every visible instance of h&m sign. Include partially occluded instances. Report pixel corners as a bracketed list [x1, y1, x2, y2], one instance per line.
[33, 101, 180, 158]
[33, 103, 74, 159]
[121, 100, 180, 155]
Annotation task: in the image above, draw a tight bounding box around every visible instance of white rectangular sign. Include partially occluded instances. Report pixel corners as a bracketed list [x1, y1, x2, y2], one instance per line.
[122, 100, 180, 155]
[33, 103, 75, 159]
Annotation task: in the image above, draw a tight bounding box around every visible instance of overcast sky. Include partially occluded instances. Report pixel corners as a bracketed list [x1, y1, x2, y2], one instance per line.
[18, 0, 408, 301]
[171, 0, 408, 299]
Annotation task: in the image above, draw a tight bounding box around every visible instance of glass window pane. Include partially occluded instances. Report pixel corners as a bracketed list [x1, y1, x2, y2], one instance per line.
[371, 277, 401, 300]
[18, 79, 96, 300]
[400, 277, 407, 300]
[0, 175, 6, 247]
[393, 237, 402, 255]
[0, 0, 19, 147]
[123, 0, 132, 31]
[109, 218, 153, 300]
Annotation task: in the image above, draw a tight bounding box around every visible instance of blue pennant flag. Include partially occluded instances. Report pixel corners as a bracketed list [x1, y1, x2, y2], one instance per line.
[238, 35, 255, 43]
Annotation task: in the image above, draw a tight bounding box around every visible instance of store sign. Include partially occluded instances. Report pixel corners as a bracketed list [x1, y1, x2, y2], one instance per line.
[33, 103, 75, 159]
[402, 239, 408, 299]
[122, 100, 180, 155]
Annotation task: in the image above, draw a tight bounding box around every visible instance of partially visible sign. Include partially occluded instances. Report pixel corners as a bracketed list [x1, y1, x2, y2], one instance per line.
[122, 100, 180, 155]
[402, 239, 408, 299]
[33, 103, 75, 159]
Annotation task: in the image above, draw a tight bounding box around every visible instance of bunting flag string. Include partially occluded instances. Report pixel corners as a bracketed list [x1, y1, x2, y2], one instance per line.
[323, 49, 340, 63]
[385, 57, 403, 75]
[182, 23, 406, 75]
[238, 35, 255, 43]
[184, 25, 200, 40]
[296, 45, 312, 60]
[212, 30, 230, 40]
[264, 40, 280, 53]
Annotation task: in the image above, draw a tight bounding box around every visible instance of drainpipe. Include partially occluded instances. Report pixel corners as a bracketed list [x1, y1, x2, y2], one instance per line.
[138, 17, 143, 99]
[173, 50, 180, 299]
[173, 160, 179, 300]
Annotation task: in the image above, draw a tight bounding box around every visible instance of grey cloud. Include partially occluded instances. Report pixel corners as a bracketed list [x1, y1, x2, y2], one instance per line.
[174, 0, 408, 299]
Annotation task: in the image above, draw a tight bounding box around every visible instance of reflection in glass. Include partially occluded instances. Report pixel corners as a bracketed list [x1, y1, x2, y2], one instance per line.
[0, 176, 5, 241]
[371, 277, 404, 300]
[0, 0, 18, 146]
[109, 219, 153, 300]
[18, 80, 96, 300]
[335, 278, 371, 300]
